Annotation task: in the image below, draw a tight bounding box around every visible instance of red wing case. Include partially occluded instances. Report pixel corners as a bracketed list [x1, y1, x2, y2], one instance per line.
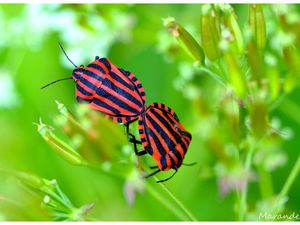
[138, 103, 192, 171]
[75, 58, 146, 123]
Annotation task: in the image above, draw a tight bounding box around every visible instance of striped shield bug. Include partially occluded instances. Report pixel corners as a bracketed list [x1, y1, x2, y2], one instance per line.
[41, 43, 146, 124]
[126, 103, 193, 183]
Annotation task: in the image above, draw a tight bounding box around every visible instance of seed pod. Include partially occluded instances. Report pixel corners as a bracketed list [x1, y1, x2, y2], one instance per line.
[247, 40, 264, 81]
[164, 17, 205, 63]
[201, 4, 221, 61]
[12, 170, 44, 190]
[283, 46, 300, 74]
[36, 119, 88, 166]
[249, 4, 266, 50]
[250, 97, 268, 139]
[283, 46, 300, 92]
[267, 66, 280, 100]
[224, 49, 247, 97]
[222, 5, 244, 54]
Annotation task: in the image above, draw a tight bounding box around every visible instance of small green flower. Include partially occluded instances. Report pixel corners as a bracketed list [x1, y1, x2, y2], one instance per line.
[8, 170, 95, 221]
[164, 17, 205, 63]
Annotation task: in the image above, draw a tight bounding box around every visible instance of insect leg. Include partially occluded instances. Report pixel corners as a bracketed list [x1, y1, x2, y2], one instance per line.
[182, 162, 197, 166]
[143, 169, 161, 179]
[128, 133, 147, 156]
[149, 166, 158, 169]
[156, 169, 178, 183]
[144, 169, 178, 183]
[124, 118, 139, 135]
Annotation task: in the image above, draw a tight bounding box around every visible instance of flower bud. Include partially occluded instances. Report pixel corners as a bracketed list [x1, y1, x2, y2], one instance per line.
[164, 17, 205, 63]
[56, 100, 87, 134]
[36, 119, 88, 166]
[11, 170, 44, 190]
[222, 5, 244, 54]
[201, 4, 221, 61]
[249, 4, 266, 50]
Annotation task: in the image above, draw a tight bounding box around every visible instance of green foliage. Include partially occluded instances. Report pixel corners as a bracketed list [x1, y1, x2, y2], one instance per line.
[0, 3, 300, 221]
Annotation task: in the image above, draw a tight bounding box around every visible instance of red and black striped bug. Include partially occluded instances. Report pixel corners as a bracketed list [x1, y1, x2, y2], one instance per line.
[42, 43, 193, 182]
[41, 43, 146, 124]
[127, 103, 193, 183]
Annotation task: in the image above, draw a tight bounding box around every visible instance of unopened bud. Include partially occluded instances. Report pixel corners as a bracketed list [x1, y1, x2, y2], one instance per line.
[201, 4, 222, 61]
[224, 50, 247, 97]
[222, 4, 244, 54]
[13, 170, 44, 190]
[249, 4, 266, 50]
[36, 119, 88, 166]
[164, 17, 205, 63]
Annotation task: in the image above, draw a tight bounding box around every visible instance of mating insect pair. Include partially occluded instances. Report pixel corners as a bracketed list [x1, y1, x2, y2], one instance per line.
[42, 43, 192, 182]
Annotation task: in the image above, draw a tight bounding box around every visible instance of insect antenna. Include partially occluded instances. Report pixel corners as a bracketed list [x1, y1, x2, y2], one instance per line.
[156, 169, 178, 183]
[58, 42, 77, 67]
[143, 169, 161, 179]
[41, 77, 73, 89]
[182, 162, 197, 167]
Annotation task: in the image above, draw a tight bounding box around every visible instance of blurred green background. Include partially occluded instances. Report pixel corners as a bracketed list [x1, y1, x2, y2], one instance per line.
[0, 4, 299, 221]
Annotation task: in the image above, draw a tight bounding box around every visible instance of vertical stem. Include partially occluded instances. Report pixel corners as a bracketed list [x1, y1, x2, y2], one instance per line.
[154, 177, 198, 221]
[257, 165, 274, 199]
[145, 184, 189, 221]
[277, 154, 300, 203]
[239, 144, 255, 221]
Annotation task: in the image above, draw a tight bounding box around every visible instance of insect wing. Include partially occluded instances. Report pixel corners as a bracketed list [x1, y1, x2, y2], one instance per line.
[140, 103, 192, 171]
[78, 58, 146, 123]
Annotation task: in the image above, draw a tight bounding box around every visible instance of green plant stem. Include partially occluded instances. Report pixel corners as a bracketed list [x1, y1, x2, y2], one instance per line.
[277, 154, 300, 203]
[154, 176, 198, 221]
[198, 66, 227, 87]
[239, 144, 255, 221]
[145, 184, 188, 221]
[217, 59, 228, 80]
[256, 165, 274, 199]
[269, 93, 287, 112]
[279, 98, 300, 125]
